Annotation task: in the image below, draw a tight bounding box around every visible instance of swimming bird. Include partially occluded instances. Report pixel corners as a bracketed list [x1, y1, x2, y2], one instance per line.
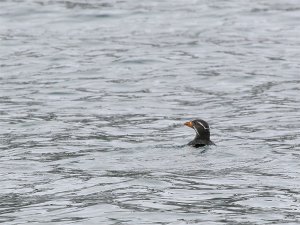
[184, 119, 215, 148]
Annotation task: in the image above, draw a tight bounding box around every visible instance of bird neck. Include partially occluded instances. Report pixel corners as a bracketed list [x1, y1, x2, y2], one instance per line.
[194, 134, 210, 144]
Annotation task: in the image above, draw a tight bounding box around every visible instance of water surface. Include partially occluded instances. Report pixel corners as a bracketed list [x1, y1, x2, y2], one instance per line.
[1, 0, 300, 224]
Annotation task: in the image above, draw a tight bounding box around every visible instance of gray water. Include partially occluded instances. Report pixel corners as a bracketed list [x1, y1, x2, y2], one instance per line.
[1, 0, 300, 224]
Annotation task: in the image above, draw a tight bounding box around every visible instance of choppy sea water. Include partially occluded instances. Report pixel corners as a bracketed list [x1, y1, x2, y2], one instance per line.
[1, 0, 300, 224]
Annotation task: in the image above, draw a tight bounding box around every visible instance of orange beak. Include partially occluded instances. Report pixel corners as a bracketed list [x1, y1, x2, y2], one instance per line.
[184, 121, 193, 128]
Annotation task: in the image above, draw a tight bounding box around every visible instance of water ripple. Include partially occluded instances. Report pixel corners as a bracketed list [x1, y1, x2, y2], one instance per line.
[1, 0, 300, 224]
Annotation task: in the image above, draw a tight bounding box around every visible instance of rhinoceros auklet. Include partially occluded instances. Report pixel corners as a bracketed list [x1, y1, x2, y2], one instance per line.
[184, 119, 215, 148]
